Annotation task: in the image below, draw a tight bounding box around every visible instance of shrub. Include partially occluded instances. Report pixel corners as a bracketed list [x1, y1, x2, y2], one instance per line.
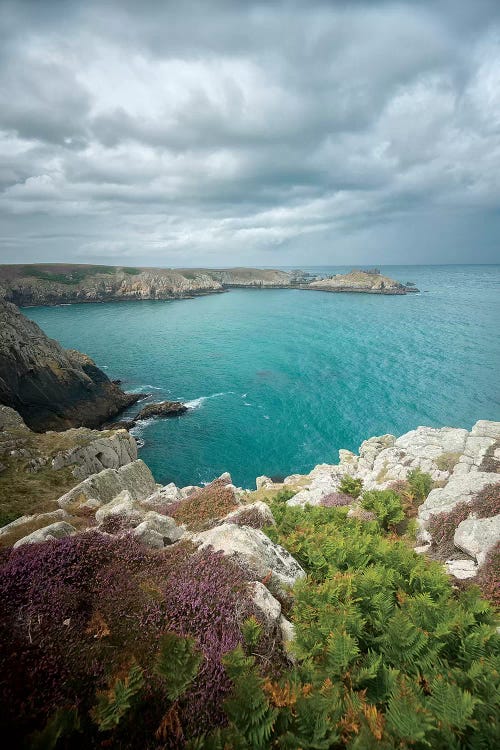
[471, 483, 500, 518]
[475, 541, 500, 607]
[361, 489, 405, 530]
[320, 492, 352, 507]
[0, 532, 256, 746]
[406, 468, 433, 503]
[167, 478, 239, 530]
[204, 503, 500, 749]
[426, 502, 471, 559]
[339, 474, 363, 498]
[229, 506, 269, 529]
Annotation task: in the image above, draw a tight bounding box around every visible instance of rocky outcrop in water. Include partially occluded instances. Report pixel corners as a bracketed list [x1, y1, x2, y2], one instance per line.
[308, 270, 419, 294]
[0, 300, 140, 431]
[135, 400, 188, 419]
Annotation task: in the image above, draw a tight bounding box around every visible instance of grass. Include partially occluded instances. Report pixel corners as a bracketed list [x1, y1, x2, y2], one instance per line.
[435, 452, 462, 472]
[24, 265, 117, 285]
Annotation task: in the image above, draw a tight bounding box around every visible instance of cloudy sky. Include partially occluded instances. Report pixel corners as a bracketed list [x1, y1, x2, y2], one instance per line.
[0, 0, 499, 267]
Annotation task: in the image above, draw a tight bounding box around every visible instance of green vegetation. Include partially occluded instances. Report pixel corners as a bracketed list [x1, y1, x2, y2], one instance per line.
[435, 452, 462, 473]
[203, 501, 500, 749]
[407, 468, 433, 503]
[339, 474, 363, 498]
[24, 265, 116, 285]
[361, 489, 405, 530]
[122, 267, 141, 275]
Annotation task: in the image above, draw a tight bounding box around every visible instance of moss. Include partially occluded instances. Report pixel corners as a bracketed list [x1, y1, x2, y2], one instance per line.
[167, 479, 239, 530]
[435, 452, 462, 472]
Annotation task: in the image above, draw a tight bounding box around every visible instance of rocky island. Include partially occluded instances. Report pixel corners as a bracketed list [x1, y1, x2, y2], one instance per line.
[0, 264, 418, 306]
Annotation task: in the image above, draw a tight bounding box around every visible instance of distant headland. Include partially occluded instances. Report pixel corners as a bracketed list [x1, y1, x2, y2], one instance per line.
[0, 264, 419, 306]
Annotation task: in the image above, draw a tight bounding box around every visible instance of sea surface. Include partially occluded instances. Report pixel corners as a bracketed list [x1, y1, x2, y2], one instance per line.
[26, 265, 500, 489]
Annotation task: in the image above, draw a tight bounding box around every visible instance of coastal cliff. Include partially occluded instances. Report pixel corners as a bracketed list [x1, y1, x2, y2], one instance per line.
[0, 300, 140, 432]
[0, 264, 418, 305]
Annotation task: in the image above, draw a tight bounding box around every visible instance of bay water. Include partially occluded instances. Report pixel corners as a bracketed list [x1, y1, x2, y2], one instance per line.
[26, 265, 500, 488]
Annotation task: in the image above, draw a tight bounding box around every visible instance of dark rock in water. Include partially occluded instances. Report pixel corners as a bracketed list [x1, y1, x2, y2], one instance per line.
[135, 401, 188, 420]
[0, 300, 141, 432]
[111, 379, 122, 385]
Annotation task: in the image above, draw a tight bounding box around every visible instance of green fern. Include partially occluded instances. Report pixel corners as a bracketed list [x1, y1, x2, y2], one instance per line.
[155, 631, 202, 702]
[92, 662, 144, 731]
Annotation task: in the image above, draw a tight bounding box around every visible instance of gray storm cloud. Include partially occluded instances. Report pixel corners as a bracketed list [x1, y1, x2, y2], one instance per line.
[0, 0, 499, 266]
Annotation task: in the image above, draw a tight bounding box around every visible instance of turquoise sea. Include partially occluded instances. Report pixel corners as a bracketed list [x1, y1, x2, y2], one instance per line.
[26, 265, 500, 489]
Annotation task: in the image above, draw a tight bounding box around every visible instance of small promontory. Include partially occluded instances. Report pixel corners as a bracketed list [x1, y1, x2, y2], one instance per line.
[0, 300, 140, 432]
[308, 269, 419, 294]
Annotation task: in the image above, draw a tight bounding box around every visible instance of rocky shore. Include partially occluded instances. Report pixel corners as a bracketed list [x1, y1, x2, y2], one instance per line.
[0, 264, 418, 306]
[0, 299, 141, 432]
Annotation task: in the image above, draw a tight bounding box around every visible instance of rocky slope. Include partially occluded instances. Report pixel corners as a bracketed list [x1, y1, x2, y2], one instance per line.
[0, 300, 140, 431]
[308, 269, 418, 293]
[0, 264, 418, 305]
[0, 405, 137, 534]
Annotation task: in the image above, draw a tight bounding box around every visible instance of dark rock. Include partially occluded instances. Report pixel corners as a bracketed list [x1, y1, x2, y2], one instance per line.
[0, 300, 141, 432]
[135, 401, 188, 420]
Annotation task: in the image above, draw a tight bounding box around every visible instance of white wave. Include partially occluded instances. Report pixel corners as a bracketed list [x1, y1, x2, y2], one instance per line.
[264, 415, 270, 420]
[130, 417, 156, 437]
[184, 391, 234, 410]
[244, 402, 252, 406]
[241, 393, 247, 398]
[127, 384, 164, 395]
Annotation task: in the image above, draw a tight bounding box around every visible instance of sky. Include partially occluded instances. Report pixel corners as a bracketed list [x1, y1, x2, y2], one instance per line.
[0, 0, 499, 267]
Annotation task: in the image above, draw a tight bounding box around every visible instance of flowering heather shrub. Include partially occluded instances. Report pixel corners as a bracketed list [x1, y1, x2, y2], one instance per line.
[162, 549, 252, 734]
[320, 492, 352, 507]
[98, 512, 138, 534]
[470, 483, 500, 518]
[427, 502, 471, 559]
[230, 506, 269, 528]
[167, 478, 239, 530]
[476, 541, 500, 607]
[0, 530, 257, 746]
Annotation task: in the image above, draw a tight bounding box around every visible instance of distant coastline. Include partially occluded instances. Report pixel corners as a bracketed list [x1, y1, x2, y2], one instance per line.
[0, 264, 419, 307]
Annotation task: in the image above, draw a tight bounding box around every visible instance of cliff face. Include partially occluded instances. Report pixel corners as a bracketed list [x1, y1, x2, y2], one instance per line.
[0, 265, 293, 306]
[0, 300, 140, 431]
[0, 265, 224, 306]
[203, 267, 293, 287]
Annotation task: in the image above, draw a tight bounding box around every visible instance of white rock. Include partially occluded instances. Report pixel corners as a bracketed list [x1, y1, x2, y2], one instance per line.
[471, 420, 500, 439]
[14, 521, 76, 548]
[179, 485, 199, 499]
[132, 526, 165, 549]
[418, 473, 499, 524]
[445, 559, 478, 579]
[454, 514, 500, 566]
[95, 490, 144, 525]
[191, 523, 305, 590]
[140, 482, 181, 509]
[136, 511, 184, 542]
[57, 459, 157, 509]
[279, 615, 296, 645]
[251, 581, 281, 624]
[0, 509, 68, 538]
[256, 475, 274, 490]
